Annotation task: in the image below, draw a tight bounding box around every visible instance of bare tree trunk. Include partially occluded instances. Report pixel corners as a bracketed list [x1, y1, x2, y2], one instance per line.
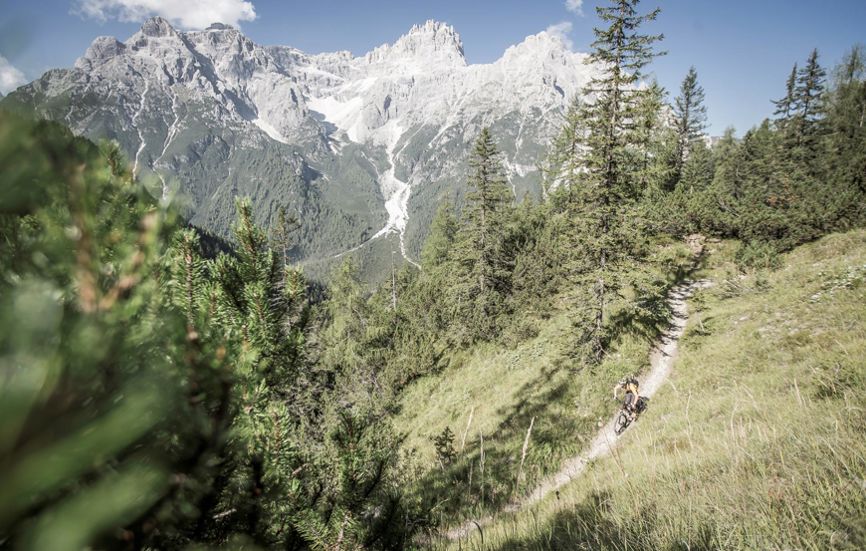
[391, 255, 397, 312]
[595, 249, 606, 364]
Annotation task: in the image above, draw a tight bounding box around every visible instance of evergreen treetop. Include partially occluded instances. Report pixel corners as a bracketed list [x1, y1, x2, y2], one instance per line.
[461, 127, 513, 297]
[673, 66, 708, 185]
[794, 48, 827, 144]
[774, 63, 799, 121]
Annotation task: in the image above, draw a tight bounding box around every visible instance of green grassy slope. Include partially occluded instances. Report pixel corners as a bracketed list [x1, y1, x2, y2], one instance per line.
[390, 241, 695, 525]
[449, 230, 866, 550]
[395, 318, 663, 526]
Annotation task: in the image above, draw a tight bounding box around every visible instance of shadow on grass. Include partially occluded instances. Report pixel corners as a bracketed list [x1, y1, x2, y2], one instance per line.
[490, 492, 718, 551]
[409, 362, 588, 524]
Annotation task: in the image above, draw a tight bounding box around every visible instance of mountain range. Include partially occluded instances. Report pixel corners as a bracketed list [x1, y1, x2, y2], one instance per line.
[2, 17, 598, 280]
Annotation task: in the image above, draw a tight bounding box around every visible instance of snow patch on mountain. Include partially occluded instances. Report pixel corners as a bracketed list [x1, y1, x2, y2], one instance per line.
[374, 120, 419, 267]
[252, 117, 289, 144]
[307, 95, 365, 141]
[131, 79, 151, 176]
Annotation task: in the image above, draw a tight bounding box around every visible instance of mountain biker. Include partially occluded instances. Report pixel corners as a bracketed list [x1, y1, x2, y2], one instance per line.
[613, 375, 641, 420]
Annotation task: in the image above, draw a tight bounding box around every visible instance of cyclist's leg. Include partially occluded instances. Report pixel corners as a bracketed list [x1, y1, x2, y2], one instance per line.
[624, 392, 636, 418]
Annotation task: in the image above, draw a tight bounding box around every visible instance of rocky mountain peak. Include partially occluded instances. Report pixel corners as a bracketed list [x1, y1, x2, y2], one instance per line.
[365, 19, 466, 70]
[405, 19, 461, 41]
[139, 16, 178, 38]
[75, 36, 127, 69]
[125, 16, 187, 54]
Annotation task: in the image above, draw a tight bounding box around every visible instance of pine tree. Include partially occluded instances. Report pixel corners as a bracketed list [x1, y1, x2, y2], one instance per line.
[168, 228, 207, 325]
[0, 113, 237, 549]
[542, 96, 586, 196]
[794, 49, 827, 147]
[674, 140, 716, 232]
[822, 46, 866, 226]
[433, 426, 458, 468]
[771, 63, 802, 155]
[633, 80, 682, 235]
[210, 198, 308, 385]
[734, 120, 803, 248]
[421, 201, 458, 268]
[191, 199, 314, 545]
[672, 66, 708, 187]
[691, 127, 741, 236]
[572, 0, 664, 362]
[320, 260, 370, 375]
[633, 80, 676, 193]
[840, 46, 864, 84]
[452, 127, 513, 340]
[773, 64, 799, 122]
[463, 127, 513, 295]
[828, 47, 866, 157]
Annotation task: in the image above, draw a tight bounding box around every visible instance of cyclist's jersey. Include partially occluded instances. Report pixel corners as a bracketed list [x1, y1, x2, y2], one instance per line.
[624, 382, 639, 396]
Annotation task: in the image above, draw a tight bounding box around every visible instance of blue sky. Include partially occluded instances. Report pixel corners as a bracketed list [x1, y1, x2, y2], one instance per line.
[1, 0, 864, 135]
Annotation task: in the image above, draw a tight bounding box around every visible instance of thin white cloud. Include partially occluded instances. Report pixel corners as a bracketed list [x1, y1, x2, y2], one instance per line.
[545, 21, 574, 50]
[0, 55, 26, 94]
[565, 0, 584, 16]
[74, 0, 257, 30]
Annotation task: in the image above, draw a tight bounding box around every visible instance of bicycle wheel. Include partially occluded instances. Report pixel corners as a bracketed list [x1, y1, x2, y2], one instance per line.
[614, 411, 630, 435]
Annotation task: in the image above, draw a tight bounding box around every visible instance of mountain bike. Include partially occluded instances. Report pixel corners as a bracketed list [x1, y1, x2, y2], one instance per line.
[614, 396, 649, 435]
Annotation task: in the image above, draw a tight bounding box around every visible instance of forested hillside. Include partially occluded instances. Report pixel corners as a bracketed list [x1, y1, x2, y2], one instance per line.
[1, 0, 864, 549]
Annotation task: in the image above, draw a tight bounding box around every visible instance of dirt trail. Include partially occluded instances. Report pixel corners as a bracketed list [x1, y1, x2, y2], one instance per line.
[446, 279, 711, 540]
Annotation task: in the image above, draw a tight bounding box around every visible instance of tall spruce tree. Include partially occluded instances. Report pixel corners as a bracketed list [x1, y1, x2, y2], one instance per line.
[573, 0, 663, 362]
[464, 128, 513, 295]
[794, 49, 827, 148]
[634, 80, 676, 193]
[672, 66, 708, 188]
[542, 96, 586, 196]
[774, 64, 799, 122]
[823, 46, 866, 225]
[453, 127, 513, 340]
[772, 63, 801, 154]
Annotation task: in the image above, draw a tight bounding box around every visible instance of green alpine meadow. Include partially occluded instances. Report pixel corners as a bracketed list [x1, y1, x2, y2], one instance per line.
[1, 0, 864, 549]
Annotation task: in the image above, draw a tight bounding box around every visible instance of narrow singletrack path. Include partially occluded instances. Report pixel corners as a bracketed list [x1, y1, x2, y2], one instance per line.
[446, 279, 711, 540]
